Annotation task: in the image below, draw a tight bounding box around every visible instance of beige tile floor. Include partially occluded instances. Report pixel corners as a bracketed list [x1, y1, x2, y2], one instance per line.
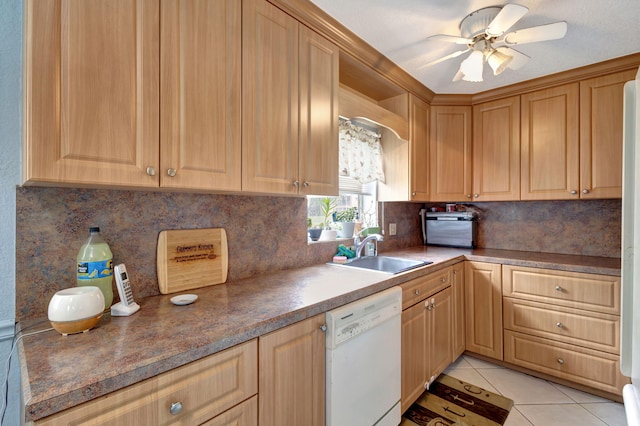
[443, 355, 628, 426]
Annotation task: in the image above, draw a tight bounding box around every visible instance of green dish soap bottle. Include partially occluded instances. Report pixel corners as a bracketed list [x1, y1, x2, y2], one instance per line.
[77, 227, 114, 310]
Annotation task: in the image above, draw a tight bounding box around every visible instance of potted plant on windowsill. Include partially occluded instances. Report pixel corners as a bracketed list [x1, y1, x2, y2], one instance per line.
[334, 207, 358, 238]
[318, 197, 338, 241]
[308, 217, 322, 241]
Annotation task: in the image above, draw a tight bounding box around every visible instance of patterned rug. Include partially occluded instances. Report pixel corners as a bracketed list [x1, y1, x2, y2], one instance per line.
[401, 374, 514, 426]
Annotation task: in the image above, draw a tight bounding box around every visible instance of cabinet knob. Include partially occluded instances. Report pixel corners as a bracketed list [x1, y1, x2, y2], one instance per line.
[582, 189, 590, 194]
[466, 194, 472, 199]
[415, 289, 420, 295]
[474, 193, 479, 198]
[292, 180, 300, 187]
[440, 277, 446, 283]
[146, 167, 156, 176]
[320, 324, 327, 332]
[303, 181, 309, 188]
[557, 358, 565, 365]
[556, 322, 563, 329]
[167, 168, 177, 177]
[570, 190, 578, 195]
[555, 286, 563, 292]
[412, 192, 416, 196]
[170, 402, 183, 415]
[425, 300, 432, 310]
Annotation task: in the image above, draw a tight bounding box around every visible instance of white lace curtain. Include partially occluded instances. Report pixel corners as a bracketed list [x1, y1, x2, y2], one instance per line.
[339, 120, 385, 184]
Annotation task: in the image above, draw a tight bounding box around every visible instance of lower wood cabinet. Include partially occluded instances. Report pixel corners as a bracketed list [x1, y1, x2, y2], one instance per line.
[464, 261, 503, 360]
[401, 266, 455, 412]
[33, 340, 258, 425]
[258, 314, 326, 426]
[451, 262, 465, 359]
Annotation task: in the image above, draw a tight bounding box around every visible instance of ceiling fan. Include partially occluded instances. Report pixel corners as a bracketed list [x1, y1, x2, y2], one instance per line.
[422, 4, 568, 82]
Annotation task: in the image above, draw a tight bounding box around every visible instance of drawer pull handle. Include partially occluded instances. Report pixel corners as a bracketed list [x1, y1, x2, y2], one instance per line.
[556, 322, 563, 329]
[557, 358, 565, 365]
[415, 289, 420, 295]
[170, 402, 183, 415]
[440, 277, 446, 283]
[320, 324, 327, 332]
[555, 286, 563, 292]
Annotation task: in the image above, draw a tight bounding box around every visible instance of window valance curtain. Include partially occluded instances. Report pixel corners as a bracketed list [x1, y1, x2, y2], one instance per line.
[338, 119, 385, 184]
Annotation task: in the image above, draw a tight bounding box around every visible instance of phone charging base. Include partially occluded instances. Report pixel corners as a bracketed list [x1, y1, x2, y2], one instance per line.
[111, 302, 140, 317]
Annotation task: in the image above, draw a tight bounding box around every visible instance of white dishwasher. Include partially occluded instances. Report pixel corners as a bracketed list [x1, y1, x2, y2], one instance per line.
[326, 286, 402, 426]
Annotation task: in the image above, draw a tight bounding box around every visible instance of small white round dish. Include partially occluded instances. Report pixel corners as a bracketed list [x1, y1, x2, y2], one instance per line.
[171, 294, 198, 306]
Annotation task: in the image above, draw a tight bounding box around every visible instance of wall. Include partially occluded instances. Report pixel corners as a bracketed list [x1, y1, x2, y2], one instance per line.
[0, 0, 21, 423]
[427, 199, 621, 258]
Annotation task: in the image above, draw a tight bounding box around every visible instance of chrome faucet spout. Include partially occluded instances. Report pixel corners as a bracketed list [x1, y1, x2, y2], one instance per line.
[353, 233, 384, 258]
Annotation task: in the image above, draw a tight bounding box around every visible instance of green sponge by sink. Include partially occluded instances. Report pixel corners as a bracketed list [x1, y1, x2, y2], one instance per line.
[337, 244, 355, 259]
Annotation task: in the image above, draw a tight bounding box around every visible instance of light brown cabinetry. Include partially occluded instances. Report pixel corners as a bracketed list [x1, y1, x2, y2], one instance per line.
[24, 0, 243, 192]
[24, 0, 160, 188]
[451, 262, 465, 359]
[464, 261, 503, 360]
[242, 0, 339, 195]
[579, 69, 637, 199]
[521, 83, 581, 200]
[502, 265, 627, 394]
[429, 106, 473, 202]
[160, 0, 242, 191]
[401, 267, 455, 412]
[409, 95, 430, 201]
[472, 96, 521, 201]
[33, 340, 258, 425]
[258, 314, 326, 426]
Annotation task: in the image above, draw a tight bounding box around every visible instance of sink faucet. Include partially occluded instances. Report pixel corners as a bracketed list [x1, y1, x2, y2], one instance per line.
[353, 232, 384, 259]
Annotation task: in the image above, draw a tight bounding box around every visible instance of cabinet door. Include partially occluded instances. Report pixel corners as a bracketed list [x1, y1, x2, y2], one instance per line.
[409, 95, 430, 201]
[401, 299, 429, 413]
[465, 261, 503, 360]
[259, 314, 325, 426]
[428, 287, 453, 383]
[473, 96, 520, 201]
[242, 0, 300, 194]
[160, 0, 241, 191]
[298, 26, 339, 196]
[24, 0, 159, 188]
[451, 262, 465, 359]
[429, 106, 472, 201]
[521, 83, 579, 200]
[579, 69, 636, 199]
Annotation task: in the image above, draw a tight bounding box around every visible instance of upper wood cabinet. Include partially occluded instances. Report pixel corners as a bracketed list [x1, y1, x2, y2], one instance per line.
[429, 106, 473, 202]
[24, 0, 160, 188]
[521, 83, 580, 200]
[409, 95, 430, 201]
[579, 69, 637, 199]
[242, 0, 339, 196]
[160, 0, 242, 191]
[24, 0, 243, 192]
[472, 96, 521, 201]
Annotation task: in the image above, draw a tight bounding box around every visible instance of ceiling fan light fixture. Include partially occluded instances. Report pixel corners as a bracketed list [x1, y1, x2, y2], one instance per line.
[459, 50, 484, 82]
[486, 49, 513, 75]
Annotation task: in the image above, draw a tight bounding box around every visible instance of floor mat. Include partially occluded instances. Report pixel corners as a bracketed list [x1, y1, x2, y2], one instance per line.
[401, 374, 514, 426]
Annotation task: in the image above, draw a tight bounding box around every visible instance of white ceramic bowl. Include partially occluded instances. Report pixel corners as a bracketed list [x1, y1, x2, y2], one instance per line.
[48, 286, 105, 322]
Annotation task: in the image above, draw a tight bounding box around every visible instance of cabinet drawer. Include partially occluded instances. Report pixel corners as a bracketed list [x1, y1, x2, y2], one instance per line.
[504, 330, 627, 395]
[401, 268, 451, 309]
[503, 298, 619, 354]
[201, 395, 257, 426]
[502, 265, 620, 314]
[157, 339, 257, 425]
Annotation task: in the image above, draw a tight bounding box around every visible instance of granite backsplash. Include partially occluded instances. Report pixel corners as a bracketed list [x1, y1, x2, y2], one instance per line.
[15, 187, 620, 321]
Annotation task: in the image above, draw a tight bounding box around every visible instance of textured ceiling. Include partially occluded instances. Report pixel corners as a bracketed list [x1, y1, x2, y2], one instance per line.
[311, 0, 640, 94]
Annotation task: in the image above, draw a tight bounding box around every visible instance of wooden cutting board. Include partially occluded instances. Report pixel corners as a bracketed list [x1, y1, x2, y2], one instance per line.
[157, 228, 228, 294]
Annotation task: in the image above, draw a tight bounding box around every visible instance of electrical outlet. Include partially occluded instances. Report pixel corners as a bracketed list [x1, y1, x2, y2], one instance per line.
[389, 223, 397, 236]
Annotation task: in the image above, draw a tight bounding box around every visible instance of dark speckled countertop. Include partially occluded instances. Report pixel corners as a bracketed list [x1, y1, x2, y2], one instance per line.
[19, 246, 621, 422]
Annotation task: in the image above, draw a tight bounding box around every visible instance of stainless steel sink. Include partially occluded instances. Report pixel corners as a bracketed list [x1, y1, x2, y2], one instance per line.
[331, 256, 432, 274]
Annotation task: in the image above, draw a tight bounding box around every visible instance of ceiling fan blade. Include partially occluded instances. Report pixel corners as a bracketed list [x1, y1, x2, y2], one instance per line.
[486, 4, 529, 37]
[495, 46, 530, 70]
[428, 34, 473, 45]
[503, 21, 568, 45]
[417, 48, 470, 69]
